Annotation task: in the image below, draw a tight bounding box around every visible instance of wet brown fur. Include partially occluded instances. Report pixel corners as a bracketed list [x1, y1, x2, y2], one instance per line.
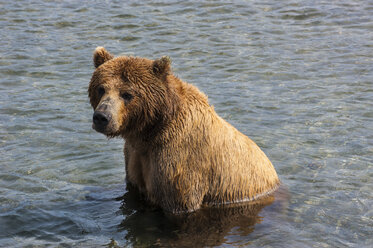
[88, 47, 280, 213]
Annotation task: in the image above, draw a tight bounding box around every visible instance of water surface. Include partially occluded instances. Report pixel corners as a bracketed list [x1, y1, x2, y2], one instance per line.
[0, 0, 372, 247]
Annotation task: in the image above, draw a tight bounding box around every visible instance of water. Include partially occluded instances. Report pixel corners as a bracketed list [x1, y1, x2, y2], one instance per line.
[0, 0, 372, 247]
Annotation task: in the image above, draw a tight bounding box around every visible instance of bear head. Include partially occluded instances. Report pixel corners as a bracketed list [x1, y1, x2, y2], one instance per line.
[88, 47, 178, 140]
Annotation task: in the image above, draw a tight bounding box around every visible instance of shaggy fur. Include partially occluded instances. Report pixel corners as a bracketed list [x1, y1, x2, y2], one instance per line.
[88, 47, 280, 213]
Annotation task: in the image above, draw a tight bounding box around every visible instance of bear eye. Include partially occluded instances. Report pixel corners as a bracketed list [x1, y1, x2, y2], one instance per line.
[121, 92, 133, 103]
[97, 86, 105, 97]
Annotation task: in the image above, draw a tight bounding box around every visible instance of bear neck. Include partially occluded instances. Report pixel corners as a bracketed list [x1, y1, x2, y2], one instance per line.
[122, 82, 182, 149]
[122, 75, 210, 150]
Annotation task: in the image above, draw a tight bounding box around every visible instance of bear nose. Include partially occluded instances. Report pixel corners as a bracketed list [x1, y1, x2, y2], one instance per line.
[93, 111, 110, 128]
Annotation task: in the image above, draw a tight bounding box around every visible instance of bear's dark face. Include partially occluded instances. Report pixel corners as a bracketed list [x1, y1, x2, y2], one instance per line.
[88, 47, 176, 139]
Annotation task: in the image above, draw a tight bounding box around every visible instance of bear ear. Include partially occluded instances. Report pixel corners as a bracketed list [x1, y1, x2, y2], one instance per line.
[93, 46, 114, 68]
[153, 56, 171, 76]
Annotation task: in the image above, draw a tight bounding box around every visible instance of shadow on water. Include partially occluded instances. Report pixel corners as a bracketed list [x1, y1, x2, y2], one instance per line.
[115, 185, 289, 247]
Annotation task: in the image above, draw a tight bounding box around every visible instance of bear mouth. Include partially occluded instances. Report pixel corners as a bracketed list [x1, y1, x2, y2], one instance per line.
[92, 122, 120, 138]
[92, 123, 106, 134]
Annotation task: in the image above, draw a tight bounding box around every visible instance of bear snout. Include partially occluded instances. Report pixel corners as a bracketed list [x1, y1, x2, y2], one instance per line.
[93, 111, 111, 132]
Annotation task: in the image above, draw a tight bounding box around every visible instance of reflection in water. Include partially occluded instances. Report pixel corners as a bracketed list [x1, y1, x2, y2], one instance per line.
[117, 185, 288, 247]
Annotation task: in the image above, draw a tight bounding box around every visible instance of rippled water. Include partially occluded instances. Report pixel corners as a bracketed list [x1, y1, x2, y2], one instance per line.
[1, 0, 372, 247]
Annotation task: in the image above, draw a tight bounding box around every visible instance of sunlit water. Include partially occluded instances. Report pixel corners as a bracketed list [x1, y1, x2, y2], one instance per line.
[0, 1, 372, 247]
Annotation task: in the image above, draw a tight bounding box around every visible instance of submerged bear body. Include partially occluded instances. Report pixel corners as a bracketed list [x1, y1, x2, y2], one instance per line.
[89, 47, 280, 213]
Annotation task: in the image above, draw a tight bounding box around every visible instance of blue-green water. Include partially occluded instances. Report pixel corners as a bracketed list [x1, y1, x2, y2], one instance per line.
[0, 1, 372, 247]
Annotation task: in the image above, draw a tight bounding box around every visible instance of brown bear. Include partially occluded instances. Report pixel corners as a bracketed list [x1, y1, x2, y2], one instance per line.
[88, 47, 280, 213]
